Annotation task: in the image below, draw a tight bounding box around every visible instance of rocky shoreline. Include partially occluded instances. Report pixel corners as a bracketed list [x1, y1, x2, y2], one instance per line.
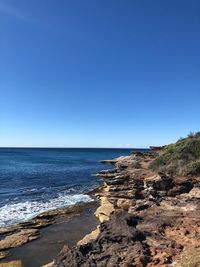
[48, 150, 200, 267]
[0, 201, 98, 267]
[2, 148, 200, 266]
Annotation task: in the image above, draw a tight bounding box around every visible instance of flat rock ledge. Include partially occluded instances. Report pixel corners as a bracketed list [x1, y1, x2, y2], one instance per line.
[0, 260, 23, 267]
[0, 201, 96, 263]
[51, 151, 200, 267]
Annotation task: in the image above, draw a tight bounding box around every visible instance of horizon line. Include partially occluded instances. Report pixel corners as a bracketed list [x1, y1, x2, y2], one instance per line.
[0, 146, 150, 149]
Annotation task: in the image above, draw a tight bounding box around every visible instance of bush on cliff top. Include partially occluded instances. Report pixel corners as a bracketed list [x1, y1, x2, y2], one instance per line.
[150, 132, 200, 176]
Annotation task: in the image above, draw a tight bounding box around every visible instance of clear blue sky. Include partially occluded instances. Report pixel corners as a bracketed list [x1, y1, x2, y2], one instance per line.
[0, 0, 200, 148]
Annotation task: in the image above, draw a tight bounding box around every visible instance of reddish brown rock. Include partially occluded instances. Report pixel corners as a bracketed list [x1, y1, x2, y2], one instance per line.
[51, 151, 200, 267]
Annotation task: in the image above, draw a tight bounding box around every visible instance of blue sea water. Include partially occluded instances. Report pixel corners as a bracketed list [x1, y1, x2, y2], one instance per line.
[0, 148, 146, 227]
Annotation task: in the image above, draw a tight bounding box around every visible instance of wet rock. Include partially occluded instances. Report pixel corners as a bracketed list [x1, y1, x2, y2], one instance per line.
[0, 199, 97, 262]
[0, 260, 23, 267]
[53, 212, 151, 267]
[0, 251, 9, 260]
[0, 229, 39, 250]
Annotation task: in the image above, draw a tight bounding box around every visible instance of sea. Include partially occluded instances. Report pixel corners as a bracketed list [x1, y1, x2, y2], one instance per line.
[0, 148, 147, 227]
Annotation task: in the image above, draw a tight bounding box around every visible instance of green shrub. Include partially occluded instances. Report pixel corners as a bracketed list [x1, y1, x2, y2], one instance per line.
[150, 131, 200, 176]
[184, 160, 200, 176]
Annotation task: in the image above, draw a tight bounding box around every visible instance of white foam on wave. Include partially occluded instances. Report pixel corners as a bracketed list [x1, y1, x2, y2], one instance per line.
[0, 194, 92, 227]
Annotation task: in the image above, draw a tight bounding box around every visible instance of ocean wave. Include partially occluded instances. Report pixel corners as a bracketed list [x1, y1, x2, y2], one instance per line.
[0, 193, 92, 227]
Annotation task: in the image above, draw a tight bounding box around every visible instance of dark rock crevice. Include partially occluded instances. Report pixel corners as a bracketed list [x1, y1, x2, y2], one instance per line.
[52, 150, 200, 267]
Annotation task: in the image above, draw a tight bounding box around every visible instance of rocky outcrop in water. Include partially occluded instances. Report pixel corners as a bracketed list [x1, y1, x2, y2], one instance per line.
[52, 150, 200, 267]
[0, 202, 97, 264]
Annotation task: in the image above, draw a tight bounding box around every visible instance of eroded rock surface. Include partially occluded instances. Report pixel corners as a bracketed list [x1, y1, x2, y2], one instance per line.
[53, 212, 150, 267]
[53, 151, 200, 267]
[0, 260, 23, 267]
[0, 202, 97, 263]
[0, 229, 39, 250]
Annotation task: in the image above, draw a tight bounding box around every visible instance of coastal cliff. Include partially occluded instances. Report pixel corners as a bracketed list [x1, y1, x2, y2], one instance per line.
[49, 133, 200, 267]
